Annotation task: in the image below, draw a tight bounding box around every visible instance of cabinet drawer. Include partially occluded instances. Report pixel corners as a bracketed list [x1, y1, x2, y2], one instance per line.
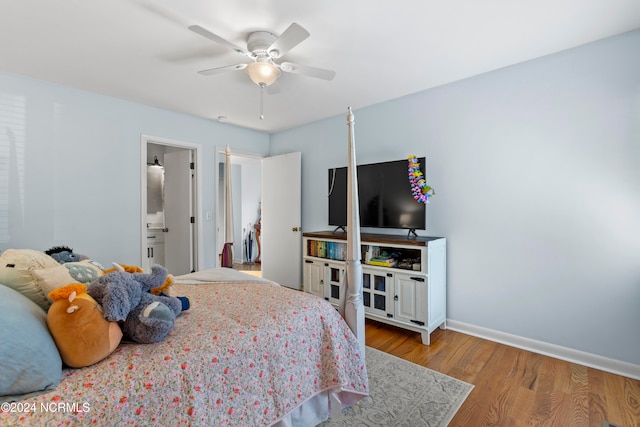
[147, 229, 165, 244]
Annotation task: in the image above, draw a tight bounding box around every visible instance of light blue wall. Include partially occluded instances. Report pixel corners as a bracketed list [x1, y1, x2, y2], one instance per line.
[1, 30, 638, 367]
[0, 72, 269, 269]
[270, 30, 640, 365]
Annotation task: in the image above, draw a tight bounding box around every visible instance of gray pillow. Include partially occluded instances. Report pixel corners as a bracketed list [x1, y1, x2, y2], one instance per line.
[0, 284, 62, 402]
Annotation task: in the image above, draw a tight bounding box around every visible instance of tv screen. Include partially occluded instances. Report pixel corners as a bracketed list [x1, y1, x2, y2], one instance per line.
[328, 158, 426, 230]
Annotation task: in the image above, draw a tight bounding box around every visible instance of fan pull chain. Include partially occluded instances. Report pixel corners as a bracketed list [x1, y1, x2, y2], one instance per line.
[259, 83, 265, 120]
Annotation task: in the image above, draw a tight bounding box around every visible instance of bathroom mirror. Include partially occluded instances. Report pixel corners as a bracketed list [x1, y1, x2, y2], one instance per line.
[147, 164, 164, 213]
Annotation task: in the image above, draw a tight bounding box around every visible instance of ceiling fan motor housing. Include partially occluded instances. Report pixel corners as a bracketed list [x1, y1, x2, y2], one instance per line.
[248, 31, 279, 58]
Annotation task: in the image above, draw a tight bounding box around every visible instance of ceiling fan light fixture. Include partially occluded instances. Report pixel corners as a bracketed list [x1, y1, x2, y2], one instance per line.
[148, 155, 162, 167]
[246, 61, 281, 86]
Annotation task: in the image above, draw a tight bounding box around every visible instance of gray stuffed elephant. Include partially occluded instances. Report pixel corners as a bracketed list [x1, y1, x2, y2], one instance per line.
[87, 265, 183, 343]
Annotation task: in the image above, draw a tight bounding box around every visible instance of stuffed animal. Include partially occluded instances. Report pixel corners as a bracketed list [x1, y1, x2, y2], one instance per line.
[103, 263, 190, 311]
[45, 246, 89, 264]
[151, 272, 190, 311]
[87, 265, 184, 344]
[0, 248, 61, 311]
[102, 263, 143, 275]
[47, 284, 123, 368]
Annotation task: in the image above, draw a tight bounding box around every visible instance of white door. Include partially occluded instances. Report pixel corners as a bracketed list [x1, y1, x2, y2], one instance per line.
[164, 150, 194, 275]
[261, 152, 301, 289]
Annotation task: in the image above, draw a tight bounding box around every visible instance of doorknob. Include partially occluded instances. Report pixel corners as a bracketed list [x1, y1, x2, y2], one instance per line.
[292, 226, 301, 232]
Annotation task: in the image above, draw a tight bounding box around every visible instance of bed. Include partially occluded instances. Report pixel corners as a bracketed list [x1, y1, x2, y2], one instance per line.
[1, 108, 366, 426]
[0, 268, 367, 426]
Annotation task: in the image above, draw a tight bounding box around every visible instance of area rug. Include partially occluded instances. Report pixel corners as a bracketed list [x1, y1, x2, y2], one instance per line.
[320, 347, 474, 427]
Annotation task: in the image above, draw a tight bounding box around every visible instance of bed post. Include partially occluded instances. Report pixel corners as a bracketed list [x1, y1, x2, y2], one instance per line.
[343, 107, 365, 352]
[221, 145, 234, 267]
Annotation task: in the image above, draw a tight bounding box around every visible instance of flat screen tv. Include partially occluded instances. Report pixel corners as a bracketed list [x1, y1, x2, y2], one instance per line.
[328, 158, 426, 231]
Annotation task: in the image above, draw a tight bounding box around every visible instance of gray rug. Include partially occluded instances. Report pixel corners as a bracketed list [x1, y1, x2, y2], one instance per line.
[320, 347, 474, 427]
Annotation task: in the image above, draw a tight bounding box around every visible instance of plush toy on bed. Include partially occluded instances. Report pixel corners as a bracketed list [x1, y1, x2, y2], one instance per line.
[87, 265, 184, 344]
[152, 273, 190, 311]
[102, 263, 190, 312]
[45, 246, 89, 264]
[47, 283, 123, 368]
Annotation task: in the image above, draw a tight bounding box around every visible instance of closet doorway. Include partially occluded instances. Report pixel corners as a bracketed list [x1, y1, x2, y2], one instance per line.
[216, 149, 262, 270]
[140, 135, 203, 275]
[216, 149, 302, 289]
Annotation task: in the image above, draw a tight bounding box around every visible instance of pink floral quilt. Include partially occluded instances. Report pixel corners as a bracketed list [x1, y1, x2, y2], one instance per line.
[1, 280, 368, 426]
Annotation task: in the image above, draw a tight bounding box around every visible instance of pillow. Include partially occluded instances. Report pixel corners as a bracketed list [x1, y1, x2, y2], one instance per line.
[0, 249, 60, 311]
[0, 284, 62, 402]
[33, 259, 104, 297]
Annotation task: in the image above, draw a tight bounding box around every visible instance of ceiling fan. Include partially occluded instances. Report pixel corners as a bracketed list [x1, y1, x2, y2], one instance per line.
[188, 23, 336, 89]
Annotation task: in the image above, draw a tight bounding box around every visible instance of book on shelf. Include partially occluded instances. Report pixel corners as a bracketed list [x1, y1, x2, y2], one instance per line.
[306, 239, 346, 261]
[368, 257, 397, 267]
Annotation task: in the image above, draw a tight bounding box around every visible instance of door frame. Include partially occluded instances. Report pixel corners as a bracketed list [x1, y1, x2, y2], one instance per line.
[140, 134, 203, 271]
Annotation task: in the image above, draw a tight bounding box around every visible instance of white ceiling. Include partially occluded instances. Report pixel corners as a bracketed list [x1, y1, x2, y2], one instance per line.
[1, 0, 639, 133]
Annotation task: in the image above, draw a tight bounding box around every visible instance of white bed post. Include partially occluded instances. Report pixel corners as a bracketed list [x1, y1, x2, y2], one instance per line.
[221, 145, 234, 267]
[343, 107, 365, 352]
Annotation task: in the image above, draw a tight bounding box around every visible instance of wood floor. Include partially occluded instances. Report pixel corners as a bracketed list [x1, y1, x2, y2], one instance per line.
[233, 263, 262, 277]
[365, 320, 640, 427]
[233, 264, 640, 426]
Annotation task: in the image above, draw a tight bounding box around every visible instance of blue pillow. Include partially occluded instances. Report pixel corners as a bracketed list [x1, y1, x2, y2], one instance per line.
[0, 284, 62, 402]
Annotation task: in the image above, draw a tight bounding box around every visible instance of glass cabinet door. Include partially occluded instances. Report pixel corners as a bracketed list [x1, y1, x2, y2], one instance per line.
[362, 272, 371, 308]
[362, 271, 393, 318]
[326, 264, 345, 307]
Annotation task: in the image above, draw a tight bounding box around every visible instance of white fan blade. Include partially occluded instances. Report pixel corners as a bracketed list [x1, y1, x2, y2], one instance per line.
[279, 62, 336, 81]
[198, 63, 247, 76]
[189, 25, 249, 56]
[267, 23, 310, 58]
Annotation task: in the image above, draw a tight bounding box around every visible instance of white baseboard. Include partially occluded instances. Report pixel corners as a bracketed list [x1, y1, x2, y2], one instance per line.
[446, 319, 640, 380]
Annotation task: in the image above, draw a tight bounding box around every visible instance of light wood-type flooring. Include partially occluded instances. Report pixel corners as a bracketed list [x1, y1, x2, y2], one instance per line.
[365, 320, 640, 427]
[232, 264, 639, 426]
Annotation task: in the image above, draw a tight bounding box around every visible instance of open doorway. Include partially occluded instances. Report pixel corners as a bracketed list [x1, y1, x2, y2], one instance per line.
[216, 148, 262, 274]
[215, 149, 302, 289]
[140, 135, 203, 275]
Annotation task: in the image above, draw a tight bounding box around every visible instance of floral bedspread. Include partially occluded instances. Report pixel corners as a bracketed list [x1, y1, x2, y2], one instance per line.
[1, 280, 368, 426]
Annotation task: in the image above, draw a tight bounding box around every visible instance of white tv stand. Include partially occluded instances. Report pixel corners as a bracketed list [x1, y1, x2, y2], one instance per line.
[302, 231, 446, 345]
